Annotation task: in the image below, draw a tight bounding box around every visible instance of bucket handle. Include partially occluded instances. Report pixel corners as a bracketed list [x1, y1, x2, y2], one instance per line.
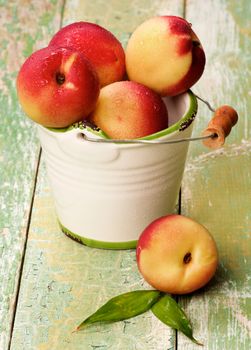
[80, 103, 238, 149]
[56, 104, 238, 154]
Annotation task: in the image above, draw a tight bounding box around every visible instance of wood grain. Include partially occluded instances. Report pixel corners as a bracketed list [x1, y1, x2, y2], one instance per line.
[3, 0, 250, 349]
[10, 160, 176, 350]
[0, 1, 64, 350]
[178, 0, 251, 348]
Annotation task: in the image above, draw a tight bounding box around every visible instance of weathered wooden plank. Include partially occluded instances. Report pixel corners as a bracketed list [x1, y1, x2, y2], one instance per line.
[0, 1, 64, 350]
[61, 0, 185, 45]
[9, 1, 188, 349]
[178, 0, 251, 348]
[10, 159, 177, 350]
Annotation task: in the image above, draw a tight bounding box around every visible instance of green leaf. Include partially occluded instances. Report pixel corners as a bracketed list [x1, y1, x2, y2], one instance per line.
[76, 290, 162, 331]
[151, 294, 203, 346]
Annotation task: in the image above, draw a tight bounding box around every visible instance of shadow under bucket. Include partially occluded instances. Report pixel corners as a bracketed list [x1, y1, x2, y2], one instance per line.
[37, 90, 197, 249]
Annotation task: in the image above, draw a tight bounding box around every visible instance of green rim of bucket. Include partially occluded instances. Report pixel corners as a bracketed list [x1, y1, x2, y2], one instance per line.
[59, 221, 138, 250]
[46, 90, 197, 139]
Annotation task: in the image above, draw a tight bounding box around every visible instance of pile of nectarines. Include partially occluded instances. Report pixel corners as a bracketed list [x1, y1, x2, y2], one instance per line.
[17, 16, 206, 138]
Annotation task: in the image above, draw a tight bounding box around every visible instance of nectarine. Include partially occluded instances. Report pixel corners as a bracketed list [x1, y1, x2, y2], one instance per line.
[89, 81, 168, 139]
[49, 22, 126, 87]
[16, 46, 100, 128]
[126, 16, 206, 96]
[136, 214, 218, 294]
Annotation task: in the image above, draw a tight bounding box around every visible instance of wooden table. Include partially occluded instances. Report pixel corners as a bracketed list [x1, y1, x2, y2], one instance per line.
[1, 1, 250, 349]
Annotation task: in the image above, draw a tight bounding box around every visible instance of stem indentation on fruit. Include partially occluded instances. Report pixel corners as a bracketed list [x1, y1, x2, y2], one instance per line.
[56, 72, 65, 85]
[192, 40, 200, 47]
[183, 252, 192, 264]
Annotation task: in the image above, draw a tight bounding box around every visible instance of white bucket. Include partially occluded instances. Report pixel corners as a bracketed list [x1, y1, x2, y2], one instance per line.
[37, 90, 197, 249]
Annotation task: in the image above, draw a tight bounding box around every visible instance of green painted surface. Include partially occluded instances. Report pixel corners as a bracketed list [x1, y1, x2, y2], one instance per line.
[0, 1, 64, 350]
[1, 0, 250, 349]
[178, 0, 251, 349]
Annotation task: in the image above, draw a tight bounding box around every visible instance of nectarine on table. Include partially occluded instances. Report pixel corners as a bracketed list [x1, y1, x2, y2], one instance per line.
[49, 22, 126, 87]
[136, 214, 218, 294]
[89, 80, 169, 139]
[126, 16, 206, 96]
[16, 46, 100, 128]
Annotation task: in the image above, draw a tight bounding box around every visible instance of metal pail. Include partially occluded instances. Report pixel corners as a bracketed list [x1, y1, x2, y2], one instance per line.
[37, 90, 197, 249]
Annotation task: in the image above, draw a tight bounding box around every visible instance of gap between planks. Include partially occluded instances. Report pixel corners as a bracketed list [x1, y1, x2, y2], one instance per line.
[60, 0, 67, 28]
[7, 148, 42, 350]
[176, 5, 188, 350]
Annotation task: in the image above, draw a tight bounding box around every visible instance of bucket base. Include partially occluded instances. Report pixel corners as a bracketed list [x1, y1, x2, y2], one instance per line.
[58, 221, 138, 250]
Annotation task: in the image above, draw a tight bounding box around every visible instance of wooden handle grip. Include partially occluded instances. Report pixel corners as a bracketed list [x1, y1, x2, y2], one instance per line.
[202, 105, 238, 149]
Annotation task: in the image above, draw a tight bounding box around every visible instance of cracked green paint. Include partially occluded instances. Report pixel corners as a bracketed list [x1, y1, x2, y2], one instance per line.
[1, 0, 250, 350]
[179, 0, 251, 349]
[0, 1, 64, 350]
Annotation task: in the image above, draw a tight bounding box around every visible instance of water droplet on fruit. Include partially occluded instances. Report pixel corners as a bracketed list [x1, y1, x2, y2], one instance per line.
[38, 78, 49, 87]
